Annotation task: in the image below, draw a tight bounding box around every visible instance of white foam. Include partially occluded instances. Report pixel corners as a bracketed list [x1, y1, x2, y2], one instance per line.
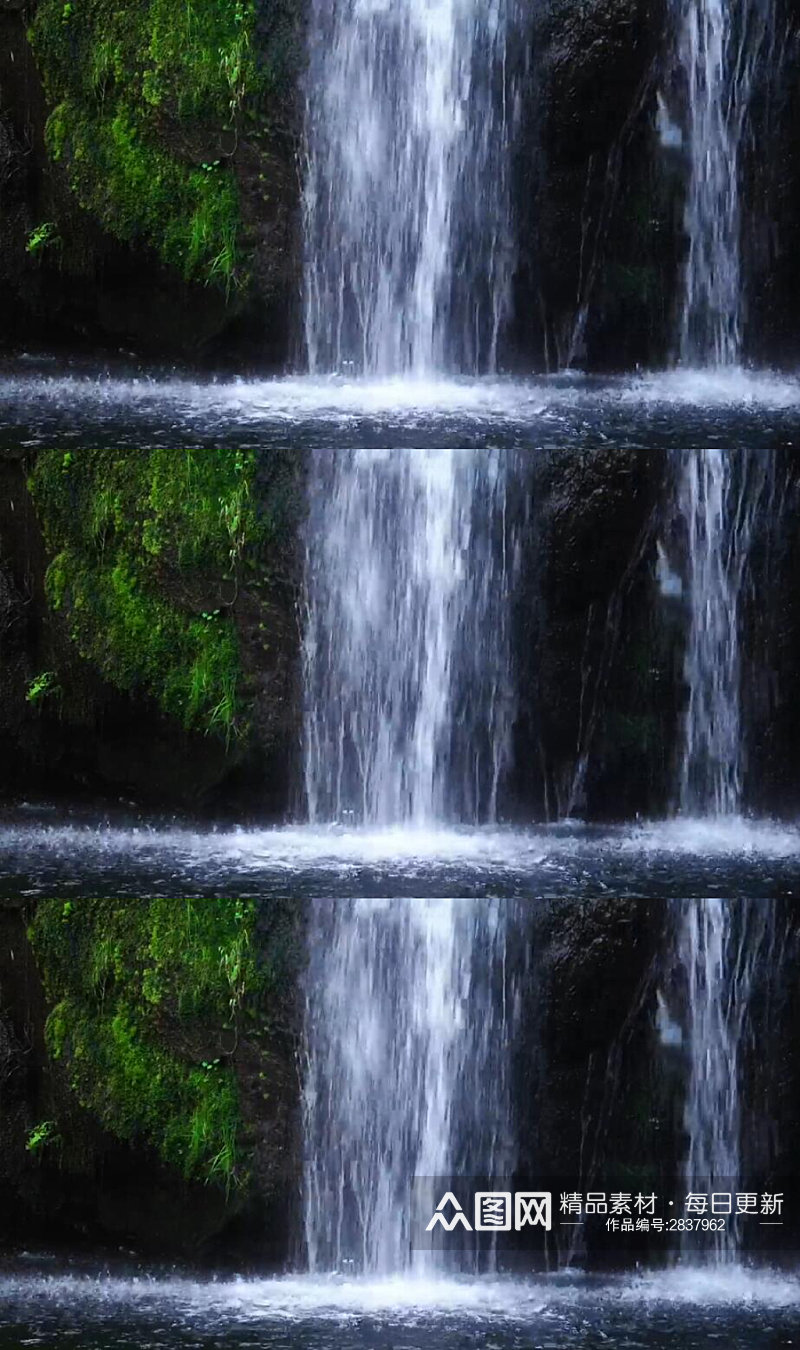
[619, 367, 800, 408]
[1, 817, 799, 872]
[618, 816, 800, 858]
[0, 1272, 541, 1322]
[2, 1267, 799, 1319]
[2, 367, 800, 423]
[0, 373, 549, 421]
[616, 1265, 800, 1307]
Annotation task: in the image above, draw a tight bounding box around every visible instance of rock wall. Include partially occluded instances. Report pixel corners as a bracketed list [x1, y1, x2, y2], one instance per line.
[738, 0, 800, 367]
[511, 897, 680, 1266]
[510, 0, 682, 372]
[510, 450, 681, 822]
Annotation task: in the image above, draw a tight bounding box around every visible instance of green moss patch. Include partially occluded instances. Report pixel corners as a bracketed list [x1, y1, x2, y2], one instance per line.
[29, 898, 264, 1188]
[29, 449, 263, 739]
[30, 0, 261, 286]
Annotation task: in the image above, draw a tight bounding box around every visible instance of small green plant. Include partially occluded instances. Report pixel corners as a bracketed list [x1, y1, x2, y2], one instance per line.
[26, 1120, 58, 1154]
[219, 915, 250, 1023]
[26, 222, 58, 255]
[26, 671, 58, 705]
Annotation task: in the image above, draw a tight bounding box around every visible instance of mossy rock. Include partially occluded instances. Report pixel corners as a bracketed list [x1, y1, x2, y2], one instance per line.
[28, 897, 301, 1200]
[31, 0, 259, 289]
[28, 446, 300, 741]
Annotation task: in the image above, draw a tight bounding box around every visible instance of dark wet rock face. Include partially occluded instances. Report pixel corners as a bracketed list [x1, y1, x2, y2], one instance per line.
[734, 0, 800, 368]
[514, 899, 679, 1215]
[511, 0, 682, 373]
[510, 450, 681, 823]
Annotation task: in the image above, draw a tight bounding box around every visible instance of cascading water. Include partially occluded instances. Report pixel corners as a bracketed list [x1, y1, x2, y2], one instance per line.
[300, 0, 523, 1266]
[679, 900, 774, 1261]
[303, 450, 516, 827]
[679, 452, 744, 818]
[678, 450, 771, 817]
[303, 899, 516, 1273]
[302, 0, 520, 375]
[677, 451, 773, 1260]
[301, 451, 518, 1272]
[680, 900, 741, 1261]
[676, 0, 770, 364]
[301, 451, 518, 1271]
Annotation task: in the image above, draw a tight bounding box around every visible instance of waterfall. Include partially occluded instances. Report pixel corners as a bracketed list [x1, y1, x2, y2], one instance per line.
[678, 451, 770, 817]
[677, 449, 776, 1261]
[676, 0, 769, 364]
[679, 900, 773, 1261]
[679, 452, 744, 816]
[680, 901, 741, 1261]
[303, 899, 515, 1273]
[300, 0, 523, 1263]
[303, 450, 516, 826]
[302, 0, 519, 375]
[300, 451, 518, 1272]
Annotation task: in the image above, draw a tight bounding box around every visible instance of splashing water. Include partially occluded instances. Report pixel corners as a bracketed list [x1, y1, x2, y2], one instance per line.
[302, 0, 520, 375]
[677, 0, 770, 364]
[303, 450, 517, 826]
